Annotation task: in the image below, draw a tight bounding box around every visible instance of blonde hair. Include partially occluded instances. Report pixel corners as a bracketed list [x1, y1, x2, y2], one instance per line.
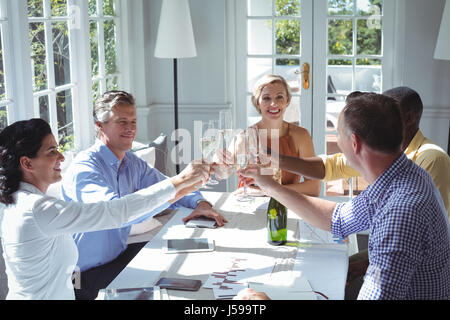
[251, 74, 292, 113]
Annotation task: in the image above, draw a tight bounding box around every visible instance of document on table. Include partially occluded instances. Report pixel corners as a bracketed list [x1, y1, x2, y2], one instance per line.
[203, 254, 275, 300]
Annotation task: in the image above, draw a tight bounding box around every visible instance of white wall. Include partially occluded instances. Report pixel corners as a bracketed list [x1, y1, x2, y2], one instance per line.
[133, 0, 450, 185]
[393, 0, 450, 151]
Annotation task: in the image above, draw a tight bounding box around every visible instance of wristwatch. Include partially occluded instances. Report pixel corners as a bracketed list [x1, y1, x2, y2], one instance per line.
[196, 199, 213, 208]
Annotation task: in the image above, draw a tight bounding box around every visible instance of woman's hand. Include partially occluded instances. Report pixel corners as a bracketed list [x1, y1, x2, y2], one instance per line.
[211, 149, 235, 180]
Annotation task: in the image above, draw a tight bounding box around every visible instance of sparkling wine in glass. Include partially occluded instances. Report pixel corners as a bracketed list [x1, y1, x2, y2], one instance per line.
[235, 130, 253, 202]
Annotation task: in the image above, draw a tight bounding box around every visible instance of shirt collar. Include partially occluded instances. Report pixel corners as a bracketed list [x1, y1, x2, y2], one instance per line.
[93, 139, 129, 170]
[404, 130, 425, 161]
[19, 181, 44, 195]
[365, 153, 408, 205]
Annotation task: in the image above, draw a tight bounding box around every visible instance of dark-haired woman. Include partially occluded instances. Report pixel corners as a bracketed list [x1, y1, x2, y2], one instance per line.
[0, 118, 208, 299]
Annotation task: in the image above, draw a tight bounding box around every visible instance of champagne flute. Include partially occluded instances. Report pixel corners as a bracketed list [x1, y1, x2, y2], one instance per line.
[219, 109, 233, 148]
[234, 130, 253, 202]
[206, 120, 219, 185]
[200, 121, 219, 187]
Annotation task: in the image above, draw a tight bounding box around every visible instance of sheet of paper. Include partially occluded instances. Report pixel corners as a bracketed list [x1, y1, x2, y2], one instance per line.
[203, 254, 275, 299]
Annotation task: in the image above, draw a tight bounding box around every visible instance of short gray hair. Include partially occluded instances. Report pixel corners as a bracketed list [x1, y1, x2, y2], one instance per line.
[93, 90, 135, 136]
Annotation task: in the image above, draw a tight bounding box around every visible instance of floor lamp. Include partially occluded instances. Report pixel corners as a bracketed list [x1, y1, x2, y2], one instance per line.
[434, 0, 450, 60]
[155, 0, 197, 174]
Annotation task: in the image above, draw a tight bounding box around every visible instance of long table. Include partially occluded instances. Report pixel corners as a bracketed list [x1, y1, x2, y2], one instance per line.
[106, 191, 349, 300]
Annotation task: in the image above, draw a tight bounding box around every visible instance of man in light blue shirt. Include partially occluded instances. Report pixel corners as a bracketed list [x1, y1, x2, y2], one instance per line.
[62, 91, 226, 299]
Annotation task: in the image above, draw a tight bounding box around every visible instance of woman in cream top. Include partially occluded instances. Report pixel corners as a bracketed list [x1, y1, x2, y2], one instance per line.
[0, 119, 208, 299]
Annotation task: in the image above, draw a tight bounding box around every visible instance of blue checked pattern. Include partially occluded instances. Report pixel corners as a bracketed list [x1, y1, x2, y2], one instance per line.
[332, 154, 450, 300]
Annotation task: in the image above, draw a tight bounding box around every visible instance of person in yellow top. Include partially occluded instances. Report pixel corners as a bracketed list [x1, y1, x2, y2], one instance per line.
[274, 87, 450, 219]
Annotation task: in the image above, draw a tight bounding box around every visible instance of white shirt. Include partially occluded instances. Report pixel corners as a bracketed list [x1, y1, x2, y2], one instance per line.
[0, 180, 175, 299]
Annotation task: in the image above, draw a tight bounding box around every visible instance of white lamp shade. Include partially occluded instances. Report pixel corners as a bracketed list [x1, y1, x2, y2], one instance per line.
[434, 0, 450, 60]
[154, 0, 197, 58]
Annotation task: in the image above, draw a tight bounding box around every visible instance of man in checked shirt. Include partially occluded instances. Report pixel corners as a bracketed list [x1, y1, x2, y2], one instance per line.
[239, 92, 450, 300]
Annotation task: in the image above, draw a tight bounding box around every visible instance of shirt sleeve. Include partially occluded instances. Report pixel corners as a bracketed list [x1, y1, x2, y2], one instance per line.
[320, 153, 361, 182]
[34, 179, 176, 237]
[137, 161, 204, 210]
[357, 204, 425, 300]
[331, 192, 372, 238]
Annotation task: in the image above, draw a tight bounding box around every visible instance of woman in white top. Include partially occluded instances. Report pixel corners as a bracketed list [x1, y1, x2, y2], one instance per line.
[0, 118, 209, 299]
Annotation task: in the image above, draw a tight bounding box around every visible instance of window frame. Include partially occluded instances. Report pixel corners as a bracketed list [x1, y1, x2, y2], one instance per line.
[0, 0, 15, 128]
[1, 0, 127, 153]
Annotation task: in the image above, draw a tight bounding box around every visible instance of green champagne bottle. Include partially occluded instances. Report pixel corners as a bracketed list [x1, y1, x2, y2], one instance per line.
[267, 197, 287, 245]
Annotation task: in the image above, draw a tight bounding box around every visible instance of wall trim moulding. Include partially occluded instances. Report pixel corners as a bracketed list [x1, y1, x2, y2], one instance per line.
[148, 103, 232, 114]
[422, 107, 450, 119]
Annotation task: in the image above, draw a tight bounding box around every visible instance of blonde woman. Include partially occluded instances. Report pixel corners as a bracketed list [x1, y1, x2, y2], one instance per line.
[216, 74, 320, 197]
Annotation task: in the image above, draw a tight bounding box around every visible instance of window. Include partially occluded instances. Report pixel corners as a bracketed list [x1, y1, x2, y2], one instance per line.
[89, 0, 121, 104]
[324, 0, 384, 196]
[28, 0, 75, 152]
[1, 0, 125, 153]
[244, 0, 312, 129]
[237, 0, 393, 199]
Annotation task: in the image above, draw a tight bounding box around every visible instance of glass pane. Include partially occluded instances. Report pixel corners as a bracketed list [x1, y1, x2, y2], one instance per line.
[106, 76, 118, 91]
[357, 18, 381, 55]
[51, 0, 67, 16]
[56, 89, 74, 152]
[90, 21, 99, 76]
[39, 95, 49, 122]
[88, 0, 97, 16]
[248, 19, 272, 55]
[0, 105, 7, 130]
[28, 0, 44, 17]
[328, 19, 353, 55]
[284, 95, 300, 124]
[52, 22, 71, 86]
[103, 0, 115, 16]
[357, 0, 383, 16]
[326, 100, 345, 132]
[104, 20, 117, 75]
[328, 59, 352, 94]
[29, 22, 48, 91]
[248, 0, 272, 16]
[276, 19, 300, 55]
[328, 0, 354, 15]
[275, 58, 300, 93]
[355, 59, 381, 92]
[276, 0, 300, 16]
[0, 27, 5, 100]
[247, 58, 272, 92]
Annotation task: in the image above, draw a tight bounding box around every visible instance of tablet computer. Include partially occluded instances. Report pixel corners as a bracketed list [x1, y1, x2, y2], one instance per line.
[163, 238, 215, 254]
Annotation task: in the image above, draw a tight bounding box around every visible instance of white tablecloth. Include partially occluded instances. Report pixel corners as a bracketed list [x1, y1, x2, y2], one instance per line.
[107, 192, 348, 300]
